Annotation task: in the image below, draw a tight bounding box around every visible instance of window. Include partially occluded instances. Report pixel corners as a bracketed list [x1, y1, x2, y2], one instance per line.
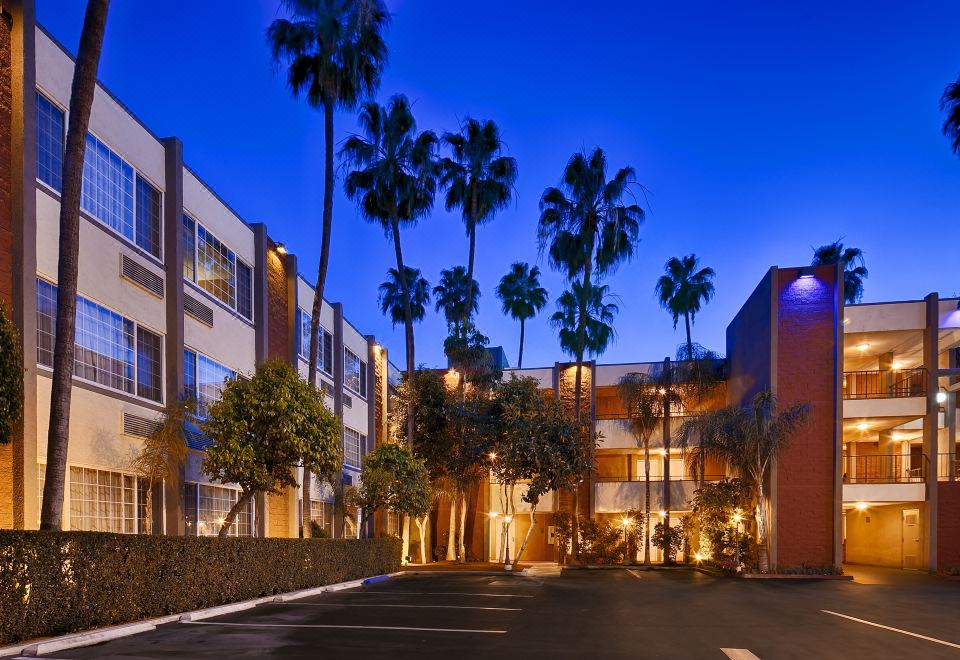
[344, 348, 367, 397]
[36, 279, 164, 402]
[310, 499, 333, 537]
[343, 426, 365, 469]
[81, 133, 135, 240]
[183, 482, 254, 537]
[36, 91, 64, 191]
[69, 466, 139, 534]
[296, 308, 333, 375]
[135, 176, 162, 258]
[182, 220, 253, 319]
[183, 348, 235, 414]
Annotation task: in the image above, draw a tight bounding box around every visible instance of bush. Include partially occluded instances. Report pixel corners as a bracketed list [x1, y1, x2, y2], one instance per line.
[651, 522, 685, 564]
[578, 519, 626, 565]
[0, 531, 401, 645]
[766, 563, 844, 576]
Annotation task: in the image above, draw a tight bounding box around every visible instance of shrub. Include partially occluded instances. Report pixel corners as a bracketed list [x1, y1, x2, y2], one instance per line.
[651, 522, 685, 564]
[578, 519, 626, 565]
[767, 563, 844, 576]
[0, 531, 401, 645]
[0, 302, 23, 445]
[308, 520, 328, 538]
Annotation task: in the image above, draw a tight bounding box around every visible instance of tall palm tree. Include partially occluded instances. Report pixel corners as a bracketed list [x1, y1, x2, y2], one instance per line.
[342, 95, 438, 448]
[432, 265, 479, 333]
[655, 254, 715, 361]
[550, 282, 618, 359]
[811, 241, 867, 304]
[940, 74, 960, 157]
[268, 0, 388, 538]
[539, 148, 643, 560]
[41, 0, 110, 531]
[379, 267, 429, 327]
[439, 119, 517, 325]
[678, 390, 810, 572]
[495, 262, 548, 368]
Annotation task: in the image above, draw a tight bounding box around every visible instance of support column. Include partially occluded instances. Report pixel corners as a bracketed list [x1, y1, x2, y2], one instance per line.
[332, 302, 344, 539]
[923, 292, 939, 571]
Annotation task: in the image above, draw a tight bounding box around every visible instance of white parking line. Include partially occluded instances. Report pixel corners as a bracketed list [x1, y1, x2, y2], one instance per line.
[276, 602, 521, 611]
[720, 649, 761, 659]
[821, 610, 960, 650]
[181, 621, 506, 634]
[346, 591, 534, 598]
[627, 569, 643, 580]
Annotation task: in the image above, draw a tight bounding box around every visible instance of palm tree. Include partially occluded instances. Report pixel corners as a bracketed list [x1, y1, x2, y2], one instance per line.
[495, 262, 548, 368]
[342, 95, 438, 448]
[940, 74, 960, 157]
[678, 390, 810, 572]
[655, 254, 715, 361]
[131, 398, 192, 534]
[439, 119, 517, 325]
[379, 267, 429, 327]
[550, 282, 618, 359]
[268, 0, 388, 538]
[41, 0, 110, 531]
[432, 266, 479, 333]
[811, 241, 867, 304]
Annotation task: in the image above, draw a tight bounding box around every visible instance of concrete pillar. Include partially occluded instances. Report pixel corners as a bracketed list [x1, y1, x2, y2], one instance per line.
[332, 302, 344, 539]
[923, 292, 939, 570]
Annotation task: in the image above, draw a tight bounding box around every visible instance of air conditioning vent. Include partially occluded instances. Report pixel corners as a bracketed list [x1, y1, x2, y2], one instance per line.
[343, 394, 353, 409]
[184, 293, 214, 327]
[120, 255, 164, 298]
[122, 412, 162, 439]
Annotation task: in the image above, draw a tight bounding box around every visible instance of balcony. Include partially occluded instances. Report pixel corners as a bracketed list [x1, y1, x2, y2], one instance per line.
[842, 368, 926, 400]
[938, 453, 958, 481]
[842, 453, 927, 503]
[593, 476, 723, 513]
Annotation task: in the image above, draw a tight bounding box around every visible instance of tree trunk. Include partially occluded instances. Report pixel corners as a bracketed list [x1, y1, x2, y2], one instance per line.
[401, 514, 411, 564]
[644, 444, 651, 565]
[756, 482, 770, 572]
[414, 516, 428, 565]
[517, 317, 525, 369]
[515, 503, 537, 565]
[569, 255, 594, 561]
[457, 491, 467, 562]
[218, 489, 254, 537]
[445, 495, 456, 560]
[463, 188, 477, 324]
[142, 484, 153, 535]
[684, 312, 693, 361]
[390, 215, 416, 449]
[41, 0, 110, 531]
[662, 363, 672, 562]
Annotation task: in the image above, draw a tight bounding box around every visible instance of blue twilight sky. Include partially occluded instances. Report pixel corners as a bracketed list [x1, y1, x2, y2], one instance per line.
[39, 1, 960, 369]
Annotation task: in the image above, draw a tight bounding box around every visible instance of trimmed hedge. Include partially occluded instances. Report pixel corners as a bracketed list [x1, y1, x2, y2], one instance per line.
[0, 531, 401, 645]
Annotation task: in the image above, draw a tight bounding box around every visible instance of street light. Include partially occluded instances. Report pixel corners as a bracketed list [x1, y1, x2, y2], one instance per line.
[504, 515, 514, 571]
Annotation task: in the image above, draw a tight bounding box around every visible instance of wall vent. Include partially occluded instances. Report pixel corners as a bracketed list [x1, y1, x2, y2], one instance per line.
[122, 412, 162, 439]
[184, 293, 214, 327]
[120, 255, 164, 298]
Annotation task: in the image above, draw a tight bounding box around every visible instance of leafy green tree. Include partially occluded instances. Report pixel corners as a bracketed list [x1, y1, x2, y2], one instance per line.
[551, 282, 618, 359]
[678, 390, 810, 572]
[0, 303, 23, 446]
[691, 478, 753, 565]
[439, 118, 518, 325]
[655, 254, 715, 361]
[131, 398, 192, 534]
[811, 240, 868, 304]
[940, 74, 960, 157]
[202, 361, 342, 537]
[379, 266, 429, 327]
[433, 266, 479, 334]
[495, 262, 548, 368]
[342, 95, 438, 448]
[42, 0, 110, 531]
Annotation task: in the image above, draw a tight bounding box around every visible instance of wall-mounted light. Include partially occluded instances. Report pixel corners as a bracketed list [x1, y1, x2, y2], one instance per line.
[797, 267, 815, 279]
[658, 510, 666, 518]
[854, 502, 868, 511]
[856, 342, 870, 352]
[936, 390, 948, 404]
[488, 511, 499, 519]
[275, 242, 287, 255]
[856, 422, 869, 432]
[891, 361, 902, 370]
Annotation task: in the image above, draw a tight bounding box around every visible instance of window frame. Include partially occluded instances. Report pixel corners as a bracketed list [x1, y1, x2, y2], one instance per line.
[36, 277, 165, 404]
[296, 307, 334, 376]
[66, 464, 143, 534]
[343, 347, 367, 399]
[342, 426, 365, 469]
[182, 213, 254, 322]
[183, 346, 237, 415]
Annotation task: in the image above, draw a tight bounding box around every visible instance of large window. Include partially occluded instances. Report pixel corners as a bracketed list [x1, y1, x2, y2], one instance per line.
[296, 308, 333, 375]
[183, 482, 254, 537]
[343, 426, 365, 469]
[183, 348, 235, 414]
[309, 499, 334, 537]
[343, 348, 367, 398]
[69, 466, 140, 534]
[182, 218, 253, 321]
[36, 91, 64, 191]
[36, 279, 163, 402]
[35, 91, 162, 258]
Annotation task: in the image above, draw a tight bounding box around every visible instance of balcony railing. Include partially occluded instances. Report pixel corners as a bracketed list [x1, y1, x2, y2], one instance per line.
[595, 473, 725, 483]
[842, 454, 926, 484]
[842, 368, 926, 400]
[938, 453, 958, 481]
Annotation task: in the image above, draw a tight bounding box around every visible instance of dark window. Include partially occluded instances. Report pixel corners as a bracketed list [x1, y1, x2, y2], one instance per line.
[236, 260, 252, 321]
[183, 349, 197, 403]
[182, 215, 196, 281]
[136, 327, 163, 402]
[322, 329, 333, 376]
[135, 176, 162, 258]
[36, 91, 64, 191]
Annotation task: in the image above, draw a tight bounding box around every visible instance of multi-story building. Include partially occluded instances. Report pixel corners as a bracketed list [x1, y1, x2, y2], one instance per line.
[0, 5, 395, 539]
[488, 264, 960, 572]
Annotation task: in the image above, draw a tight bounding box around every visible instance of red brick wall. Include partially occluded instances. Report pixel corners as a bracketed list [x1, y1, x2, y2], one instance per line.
[774, 265, 838, 567]
[937, 482, 960, 572]
[266, 247, 289, 363]
[0, 10, 14, 530]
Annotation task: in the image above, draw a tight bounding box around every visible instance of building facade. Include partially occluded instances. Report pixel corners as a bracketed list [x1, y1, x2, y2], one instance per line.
[0, 4, 395, 539]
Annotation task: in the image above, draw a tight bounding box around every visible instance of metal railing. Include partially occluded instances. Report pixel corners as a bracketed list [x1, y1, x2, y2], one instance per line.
[842, 368, 926, 400]
[594, 473, 725, 483]
[842, 454, 926, 484]
[938, 453, 958, 480]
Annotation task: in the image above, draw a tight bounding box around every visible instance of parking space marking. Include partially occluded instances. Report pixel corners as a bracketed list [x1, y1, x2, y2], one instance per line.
[277, 602, 521, 611]
[721, 649, 761, 659]
[627, 569, 643, 580]
[344, 591, 534, 598]
[180, 621, 507, 634]
[821, 610, 960, 650]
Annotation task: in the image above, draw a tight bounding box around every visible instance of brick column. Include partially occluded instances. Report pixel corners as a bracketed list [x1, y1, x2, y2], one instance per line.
[923, 292, 939, 570]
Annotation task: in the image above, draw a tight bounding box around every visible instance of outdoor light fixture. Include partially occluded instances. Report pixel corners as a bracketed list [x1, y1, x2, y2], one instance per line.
[891, 361, 902, 370]
[658, 510, 666, 518]
[621, 517, 632, 528]
[489, 451, 497, 460]
[659, 449, 668, 457]
[937, 391, 948, 404]
[856, 422, 869, 432]
[854, 502, 868, 511]
[694, 552, 703, 562]
[732, 513, 743, 524]
[856, 342, 870, 352]
[488, 511, 499, 519]
[504, 515, 513, 524]
[275, 243, 287, 255]
[797, 267, 814, 279]
[657, 388, 667, 395]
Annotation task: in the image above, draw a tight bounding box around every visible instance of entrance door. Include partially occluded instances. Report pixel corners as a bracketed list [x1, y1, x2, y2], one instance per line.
[901, 508, 921, 569]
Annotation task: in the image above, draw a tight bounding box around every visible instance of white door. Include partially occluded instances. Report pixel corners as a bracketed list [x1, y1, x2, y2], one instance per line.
[901, 508, 921, 569]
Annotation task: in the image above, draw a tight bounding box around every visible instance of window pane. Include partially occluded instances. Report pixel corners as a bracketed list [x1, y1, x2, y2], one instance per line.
[81, 133, 134, 240]
[322, 329, 333, 376]
[196, 224, 236, 308]
[136, 327, 163, 402]
[69, 466, 137, 534]
[183, 349, 197, 403]
[36, 279, 56, 366]
[344, 349, 364, 395]
[182, 215, 196, 281]
[135, 175, 162, 258]
[297, 308, 310, 360]
[35, 91, 64, 191]
[343, 427, 361, 468]
[236, 260, 252, 321]
[197, 354, 235, 415]
[192, 483, 253, 537]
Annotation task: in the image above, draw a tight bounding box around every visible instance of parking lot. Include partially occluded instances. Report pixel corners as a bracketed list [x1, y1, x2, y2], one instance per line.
[21, 567, 960, 659]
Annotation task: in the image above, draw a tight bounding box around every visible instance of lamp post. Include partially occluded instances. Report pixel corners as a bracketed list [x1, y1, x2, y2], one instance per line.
[621, 516, 633, 564]
[504, 515, 514, 570]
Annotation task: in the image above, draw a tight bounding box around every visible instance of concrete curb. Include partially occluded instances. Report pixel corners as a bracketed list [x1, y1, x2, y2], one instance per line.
[2, 572, 400, 658]
[742, 573, 853, 580]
